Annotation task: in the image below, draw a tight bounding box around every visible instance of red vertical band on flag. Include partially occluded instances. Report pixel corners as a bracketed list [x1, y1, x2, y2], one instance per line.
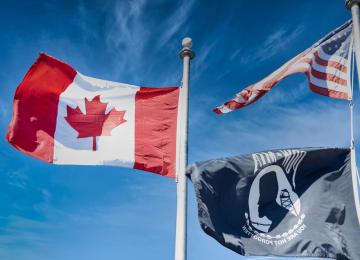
[134, 87, 180, 178]
[6, 53, 77, 162]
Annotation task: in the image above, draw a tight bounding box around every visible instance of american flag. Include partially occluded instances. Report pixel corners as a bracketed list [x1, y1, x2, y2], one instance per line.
[214, 20, 353, 114]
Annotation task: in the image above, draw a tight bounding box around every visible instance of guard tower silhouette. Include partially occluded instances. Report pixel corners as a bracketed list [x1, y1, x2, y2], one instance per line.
[280, 189, 296, 215]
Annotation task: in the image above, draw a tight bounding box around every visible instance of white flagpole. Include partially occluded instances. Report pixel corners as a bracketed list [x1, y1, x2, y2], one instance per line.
[347, 0, 360, 80]
[175, 37, 194, 260]
[346, 0, 360, 225]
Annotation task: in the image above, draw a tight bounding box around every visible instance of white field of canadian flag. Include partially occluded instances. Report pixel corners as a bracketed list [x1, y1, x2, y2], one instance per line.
[6, 53, 180, 178]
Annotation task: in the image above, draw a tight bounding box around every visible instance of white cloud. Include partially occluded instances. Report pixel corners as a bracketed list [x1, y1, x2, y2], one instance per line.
[189, 97, 352, 163]
[98, 0, 195, 85]
[156, 0, 196, 49]
[0, 215, 54, 246]
[7, 168, 29, 190]
[0, 97, 10, 124]
[230, 48, 242, 61]
[192, 39, 219, 81]
[238, 25, 304, 66]
[104, 0, 149, 79]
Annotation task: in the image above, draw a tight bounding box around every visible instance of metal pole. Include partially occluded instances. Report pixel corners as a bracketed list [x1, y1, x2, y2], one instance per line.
[175, 37, 194, 260]
[347, 0, 360, 88]
[346, 0, 360, 225]
[350, 99, 355, 149]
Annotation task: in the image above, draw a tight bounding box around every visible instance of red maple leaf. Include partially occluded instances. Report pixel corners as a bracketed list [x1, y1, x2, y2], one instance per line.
[65, 95, 126, 151]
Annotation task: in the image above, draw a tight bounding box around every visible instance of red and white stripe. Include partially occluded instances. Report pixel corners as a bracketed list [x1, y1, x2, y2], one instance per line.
[214, 21, 353, 114]
[7, 53, 180, 178]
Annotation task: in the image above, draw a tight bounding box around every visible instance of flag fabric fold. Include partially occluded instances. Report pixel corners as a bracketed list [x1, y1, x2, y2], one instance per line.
[187, 148, 360, 259]
[7, 53, 180, 178]
[214, 20, 353, 114]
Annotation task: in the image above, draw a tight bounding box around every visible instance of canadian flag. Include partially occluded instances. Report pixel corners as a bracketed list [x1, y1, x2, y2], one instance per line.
[6, 53, 181, 178]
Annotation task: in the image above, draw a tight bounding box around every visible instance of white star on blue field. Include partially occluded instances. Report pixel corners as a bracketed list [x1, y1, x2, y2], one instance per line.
[0, 1, 357, 259]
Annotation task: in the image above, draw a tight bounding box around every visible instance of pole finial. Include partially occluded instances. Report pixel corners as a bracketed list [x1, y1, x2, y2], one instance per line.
[179, 37, 195, 59]
[346, 0, 360, 10]
[182, 37, 192, 48]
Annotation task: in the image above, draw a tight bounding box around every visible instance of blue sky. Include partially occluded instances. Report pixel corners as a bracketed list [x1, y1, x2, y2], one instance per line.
[0, 0, 358, 259]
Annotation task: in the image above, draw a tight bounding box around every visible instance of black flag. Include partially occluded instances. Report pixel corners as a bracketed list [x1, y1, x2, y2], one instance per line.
[187, 148, 360, 259]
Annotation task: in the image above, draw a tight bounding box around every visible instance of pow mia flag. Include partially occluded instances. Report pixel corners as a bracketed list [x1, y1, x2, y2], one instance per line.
[187, 148, 360, 259]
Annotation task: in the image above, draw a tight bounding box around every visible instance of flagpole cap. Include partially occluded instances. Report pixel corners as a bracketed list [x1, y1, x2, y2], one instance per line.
[346, 0, 360, 9]
[179, 37, 195, 59]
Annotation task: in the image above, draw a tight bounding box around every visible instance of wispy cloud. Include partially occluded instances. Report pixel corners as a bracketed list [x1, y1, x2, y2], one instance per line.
[101, 0, 195, 85]
[104, 0, 148, 79]
[156, 0, 196, 49]
[0, 176, 176, 259]
[192, 39, 219, 81]
[237, 25, 304, 65]
[189, 98, 352, 163]
[256, 81, 310, 107]
[0, 215, 55, 248]
[229, 47, 242, 61]
[7, 168, 29, 190]
[0, 97, 10, 125]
